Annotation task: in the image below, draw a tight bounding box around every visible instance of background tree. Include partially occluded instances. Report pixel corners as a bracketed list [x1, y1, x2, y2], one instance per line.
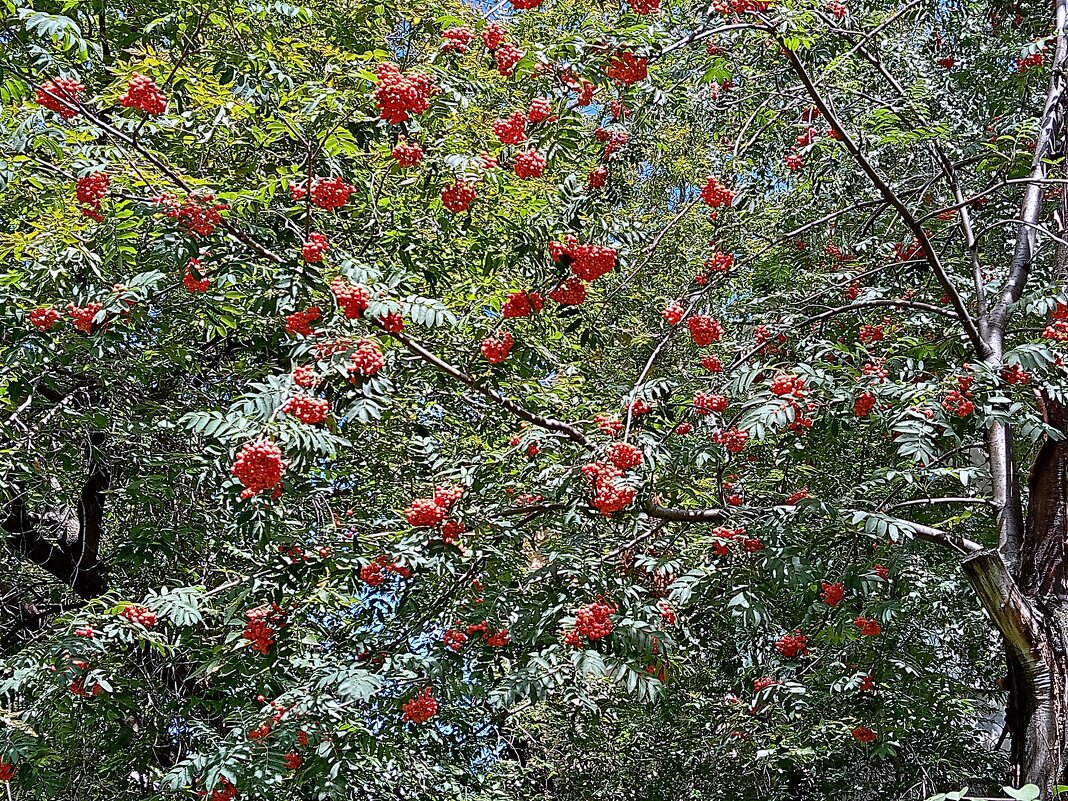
[1, 0, 1067, 798]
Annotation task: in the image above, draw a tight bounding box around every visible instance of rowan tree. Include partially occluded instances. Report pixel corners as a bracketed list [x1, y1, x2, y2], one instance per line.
[2, 0, 1068, 798]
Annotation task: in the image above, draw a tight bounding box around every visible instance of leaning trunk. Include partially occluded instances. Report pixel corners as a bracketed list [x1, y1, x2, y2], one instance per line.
[973, 396, 1068, 789]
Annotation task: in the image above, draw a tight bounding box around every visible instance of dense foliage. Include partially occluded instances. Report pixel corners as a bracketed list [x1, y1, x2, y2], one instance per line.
[2, 0, 1067, 797]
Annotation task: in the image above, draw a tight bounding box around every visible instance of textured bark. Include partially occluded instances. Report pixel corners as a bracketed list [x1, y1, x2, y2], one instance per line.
[981, 395, 1068, 791]
[1, 433, 110, 601]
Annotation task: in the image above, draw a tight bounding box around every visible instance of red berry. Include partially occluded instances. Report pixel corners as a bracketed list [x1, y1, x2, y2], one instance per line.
[402, 687, 439, 724]
[307, 234, 344, 270]
[119, 73, 167, 115]
[373, 62, 437, 124]
[231, 440, 287, 498]
[331, 278, 370, 318]
[35, 77, 84, 119]
[29, 307, 61, 331]
[282, 394, 330, 424]
[480, 331, 514, 363]
[392, 140, 424, 167]
[348, 338, 386, 378]
[441, 181, 477, 213]
[513, 150, 546, 179]
[493, 111, 527, 145]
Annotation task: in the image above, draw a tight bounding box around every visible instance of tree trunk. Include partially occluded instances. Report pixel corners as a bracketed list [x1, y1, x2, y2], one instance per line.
[970, 396, 1068, 791]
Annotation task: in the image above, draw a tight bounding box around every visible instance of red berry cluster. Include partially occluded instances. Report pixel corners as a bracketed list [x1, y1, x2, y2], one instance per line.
[0, 761, 13, 782]
[1001, 364, 1030, 385]
[700, 355, 722, 373]
[493, 111, 527, 145]
[495, 43, 525, 76]
[374, 62, 437, 124]
[243, 604, 288, 654]
[301, 232, 329, 263]
[606, 441, 642, 469]
[444, 628, 468, 651]
[630, 0, 661, 12]
[283, 394, 330, 424]
[657, 599, 676, 624]
[377, 311, 404, 333]
[122, 605, 157, 626]
[292, 365, 318, 388]
[331, 278, 370, 318]
[854, 391, 875, 417]
[775, 631, 808, 659]
[820, 581, 844, 607]
[284, 753, 302, 770]
[548, 277, 587, 306]
[700, 176, 735, 209]
[392, 140, 424, 167]
[704, 251, 734, 272]
[853, 616, 881, 636]
[711, 427, 748, 453]
[826, 0, 846, 18]
[662, 302, 685, 325]
[511, 0, 544, 8]
[942, 375, 975, 417]
[606, 51, 648, 85]
[441, 26, 475, 53]
[402, 687, 440, 724]
[502, 291, 544, 318]
[285, 306, 321, 337]
[1044, 303, 1068, 340]
[573, 599, 616, 640]
[675, 422, 693, 435]
[581, 461, 635, 515]
[208, 778, 238, 801]
[858, 324, 884, 344]
[184, 260, 211, 292]
[551, 236, 618, 281]
[770, 373, 806, 398]
[852, 726, 877, 744]
[120, 73, 166, 114]
[482, 23, 507, 50]
[687, 315, 723, 346]
[308, 177, 355, 210]
[784, 152, 804, 172]
[587, 166, 608, 188]
[405, 498, 447, 528]
[36, 76, 84, 118]
[68, 302, 103, 334]
[76, 171, 110, 220]
[595, 414, 623, 436]
[514, 150, 546, 179]
[30, 307, 61, 331]
[348, 338, 386, 378]
[231, 440, 287, 498]
[629, 398, 652, 416]
[360, 555, 411, 586]
[158, 193, 227, 237]
[1015, 51, 1044, 72]
[528, 97, 552, 123]
[441, 180, 477, 213]
[481, 331, 514, 363]
[693, 391, 728, 416]
[712, 0, 769, 12]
